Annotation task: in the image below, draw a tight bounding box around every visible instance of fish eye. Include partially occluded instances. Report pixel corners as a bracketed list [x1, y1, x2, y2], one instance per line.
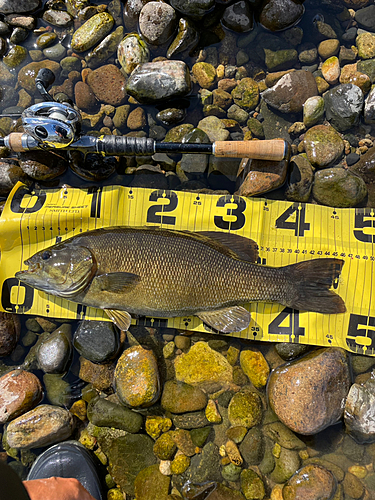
[41, 250, 52, 260]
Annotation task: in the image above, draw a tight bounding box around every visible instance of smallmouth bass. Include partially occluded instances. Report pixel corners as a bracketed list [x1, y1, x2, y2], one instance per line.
[15, 227, 346, 332]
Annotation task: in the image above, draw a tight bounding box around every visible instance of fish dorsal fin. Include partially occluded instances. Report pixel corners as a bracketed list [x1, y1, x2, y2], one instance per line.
[196, 306, 250, 333]
[197, 232, 259, 263]
[105, 309, 132, 331]
[96, 272, 141, 293]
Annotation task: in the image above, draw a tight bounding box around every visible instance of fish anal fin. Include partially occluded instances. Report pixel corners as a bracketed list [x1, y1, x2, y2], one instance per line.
[96, 272, 141, 293]
[198, 232, 259, 263]
[197, 306, 250, 333]
[105, 309, 132, 331]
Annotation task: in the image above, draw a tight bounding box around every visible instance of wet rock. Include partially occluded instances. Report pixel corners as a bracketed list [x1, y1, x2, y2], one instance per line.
[85, 25, 124, 69]
[87, 397, 143, 433]
[285, 154, 314, 202]
[139, 2, 176, 45]
[43, 373, 72, 407]
[169, 0, 214, 20]
[79, 356, 115, 391]
[197, 116, 230, 142]
[127, 107, 146, 129]
[0, 0, 40, 13]
[164, 123, 194, 142]
[36, 32, 57, 49]
[240, 349, 269, 388]
[145, 416, 172, 439]
[340, 66, 371, 94]
[172, 410, 210, 429]
[3, 45, 27, 68]
[130, 164, 168, 189]
[236, 156, 288, 196]
[228, 389, 262, 428]
[283, 464, 336, 500]
[240, 468, 265, 500]
[113, 104, 130, 129]
[104, 434, 156, 496]
[239, 427, 264, 465]
[231, 77, 259, 110]
[70, 151, 117, 181]
[153, 431, 176, 460]
[303, 96, 324, 128]
[351, 355, 375, 374]
[355, 4, 375, 30]
[356, 32, 375, 60]
[6, 405, 74, 449]
[0, 312, 20, 356]
[126, 60, 191, 104]
[313, 167, 367, 207]
[156, 108, 186, 125]
[37, 327, 72, 374]
[73, 320, 119, 363]
[221, 1, 253, 33]
[324, 83, 363, 132]
[43, 10, 73, 26]
[364, 85, 375, 123]
[343, 471, 364, 498]
[247, 117, 264, 138]
[18, 60, 60, 94]
[180, 127, 209, 173]
[74, 81, 98, 113]
[263, 422, 305, 450]
[43, 43, 66, 61]
[177, 442, 221, 488]
[321, 56, 340, 85]
[134, 464, 170, 500]
[259, 0, 304, 32]
[303, 124, 344, 168]
[174, 341, 233, 390]
[227, 104, 248, 123]
[270, 447, 300, 483]
[161, 380, 208, 413]
[18, 150, 67, 181]
[268, 348, 351, 435]
[344, 373, 375, 443]
[114, 345, 160, 408]
[0, 370, 42, 424]
[262, 70, 317, 114]
[192, 62, 216, 89]
[264, 48, 298, 72]
[71, 12, 114, 52]
[117, 33, 149, 75]
[167, 17, 199, 58]
[318, 39, 340, 59]
[87, 64, 126, 106]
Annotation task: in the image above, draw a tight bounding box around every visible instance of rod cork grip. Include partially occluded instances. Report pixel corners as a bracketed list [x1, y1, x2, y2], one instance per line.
[7, 133, 26, 152]
[214, 139, 289, 161]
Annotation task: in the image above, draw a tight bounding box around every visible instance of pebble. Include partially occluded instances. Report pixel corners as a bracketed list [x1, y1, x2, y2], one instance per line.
[18, 150, 67, 181]
[174, 341, 233, 390]
[0, 370, 42, 423]
[236, 156, 289, 197]
[161, 379, 207, 413]
[79, 356, 115, 391]
[221, 1, 253, 33]
[87, 396, 143, 433]
[127, 107, 146, 130]
[344, 374, 375, 443]
[303, 96, 325, 128]
[126, 60, 191, 104]
[139, 2, 176, 45]
[87, 64, 127, 106]
[43, 10, 72, 27]
[6, 405, 75, 449]
[231, 77, 259, 110]
[318, 39, 340, 59]
[356, 32, 375, 60]
[324, 83, 364, 132]
[167, 17, 199, 58]
[146, 416, 172, 440]
[262, 70, 317, 114]
[192, 62, 216, 90]
[134, 464, 170, 500]
[73, 320, 120, 363]
[43, 43, 66, 61]
[197, 116, 230, 141]
[239, 349, 269, 388]
[74, 81, 98, 113]
[283, 464, 336, 500]
[0, 312, 20, 356]
[228, 389, 262, 428]
[71, 12, 114, 52]
[86, 26, 124, 70]
[259, 0, 305, 31]
[313, 167, 367, 207]
[114, 345, 160, 408]
[169, 0, 214, 20]
[37, 326, 72, 374]
[303, 124, 344, 168]
[241, 468, 265, 500]
[268, 348, 351, 435]
[117, 33, 149, 75]
[0, 0, 39, 13]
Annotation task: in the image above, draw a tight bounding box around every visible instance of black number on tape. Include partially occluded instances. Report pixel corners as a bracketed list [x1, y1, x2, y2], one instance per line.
[346, 314, 375, 354]
[354, 208, 375, 243]
[10, 185, 46, 214]
[275, 203, 310, 236]
[214, 195, 246, 230]
[88, 187, 102, 219]
[146, 190, 178, 225]
[268, 307, 305, 342]
[1, 278, 34, 313]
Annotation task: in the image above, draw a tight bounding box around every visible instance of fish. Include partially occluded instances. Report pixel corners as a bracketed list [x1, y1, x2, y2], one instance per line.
[15, 226, 346, 333]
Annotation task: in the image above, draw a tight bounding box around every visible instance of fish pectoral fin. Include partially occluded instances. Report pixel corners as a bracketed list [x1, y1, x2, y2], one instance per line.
[105, 309, 132, 331]
[96, 272, 141, 293]
[196, 306, 250, 333]
[198, 232, 259, 263]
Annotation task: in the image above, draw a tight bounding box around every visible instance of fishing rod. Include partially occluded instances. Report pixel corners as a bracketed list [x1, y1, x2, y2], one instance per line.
[0, 68, 290, 162]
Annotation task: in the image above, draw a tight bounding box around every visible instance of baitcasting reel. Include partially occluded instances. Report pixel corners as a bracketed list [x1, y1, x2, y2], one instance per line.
[21, 68, 81, 149]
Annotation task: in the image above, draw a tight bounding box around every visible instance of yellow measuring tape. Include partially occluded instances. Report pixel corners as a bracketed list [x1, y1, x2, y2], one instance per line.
[0, 182, 374, 355]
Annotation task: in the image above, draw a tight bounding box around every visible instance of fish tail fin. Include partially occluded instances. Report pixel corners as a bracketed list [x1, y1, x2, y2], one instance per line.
[283, 258, 346, 314]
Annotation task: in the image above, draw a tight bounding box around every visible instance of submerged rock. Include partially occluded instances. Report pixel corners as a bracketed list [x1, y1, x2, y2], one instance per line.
[283, 464, 336, 500]
[37, 326, 72, 374]
[0, 312, 20, 356]
[313, 167, 367, 207]
[73, 320, 120, 363]
[259, 0, 305, 32]
[303, 125, 344, 168]
[268, 348, 351, 435]
[87, 64, 127, 106]
[169, 0, 214, 20]
[345, 373, 375, 443]
[324, 83, 364, 132]
[126, 60, 191, 104]
[86, 26, 124, 69]
[221, 1, 253, 33]
[139, 2, 176, 45]
[87, 397, 143, 433]
[117, 33, 149, 75]
[71, 12, 114, 52]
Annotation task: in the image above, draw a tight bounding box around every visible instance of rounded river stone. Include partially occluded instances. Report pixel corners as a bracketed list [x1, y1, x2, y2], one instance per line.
[303, 124, 344, 168]
[71, 12, 114, 52]
[313, 167, 367, 208]
[0, 370, 43, 423]
[73, 320, 120, 363]
[161, 379, 208, 413]
[283, 464, 336, 500]
[87, 396, 143, 433]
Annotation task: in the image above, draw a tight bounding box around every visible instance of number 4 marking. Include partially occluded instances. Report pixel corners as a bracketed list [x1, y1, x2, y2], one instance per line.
[276, 203, 310, 237]
[268, 307, 305, 343]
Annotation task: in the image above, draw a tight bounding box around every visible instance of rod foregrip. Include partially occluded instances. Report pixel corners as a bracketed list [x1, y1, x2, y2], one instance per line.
[97, 135, 155, 155]
[214, 139, 289, 161]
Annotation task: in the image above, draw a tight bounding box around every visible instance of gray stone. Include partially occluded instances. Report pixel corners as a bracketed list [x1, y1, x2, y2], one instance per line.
[364, 85, 375, 123]
[37, 326, 72, 374]
[239, 427, 264, 465]
[43, 43, 66, 61]
[324, 83, 364, 132]
[259, 0, 304, 32]
[344, 374, 375, 443]
[0, 0, 39, 13]
[42, 9, 73, 27]
[313, 167, 367, 208]
[221, 1, 253, 33]
[73, 320, 120, 363]
[126, 61, 191, 104]
[139, 2, 177, 45]
[169, 0, 214, 20]
[117, 32, 149, 75]
[87, 397, 143, 433]
[355, 4, 375, 31]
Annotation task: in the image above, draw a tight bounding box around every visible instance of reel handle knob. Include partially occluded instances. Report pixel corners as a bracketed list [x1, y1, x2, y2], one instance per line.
[35, 68, 55, 101]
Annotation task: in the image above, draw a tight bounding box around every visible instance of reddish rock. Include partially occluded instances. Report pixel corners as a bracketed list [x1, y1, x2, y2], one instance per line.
[236, 156, 289, 196]
[127, 107, 146, 130]
[268, 348, 351, 435]
[0, 312, 20, 357]
[74, 81, 98, 113]
[79, 357, 115, 391]
[87, 64, 127, 106]
[0, 370, 43, 424]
